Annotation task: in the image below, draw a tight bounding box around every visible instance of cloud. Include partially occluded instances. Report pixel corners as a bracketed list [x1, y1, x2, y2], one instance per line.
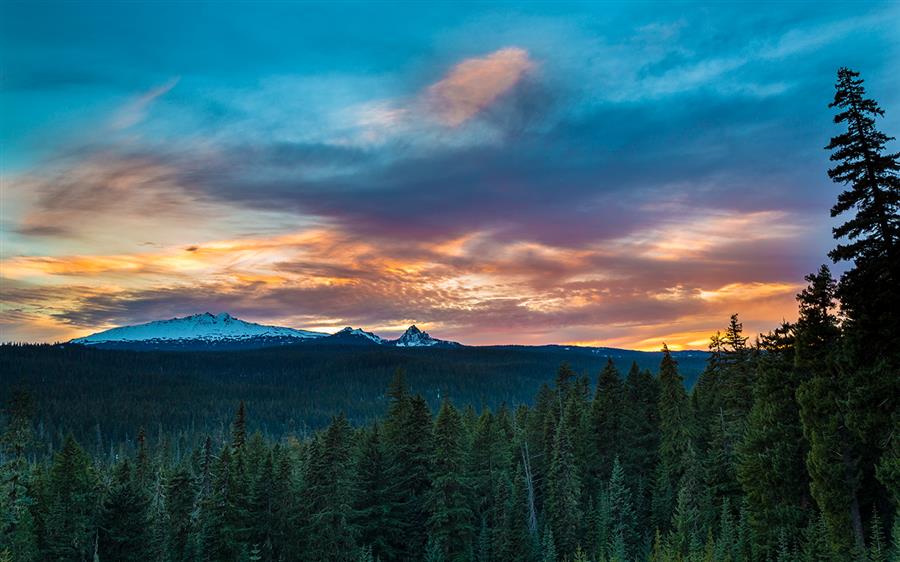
[426, 47, 535, 126]
[111, 77, 180, 129]
[6, 6, 895, 347]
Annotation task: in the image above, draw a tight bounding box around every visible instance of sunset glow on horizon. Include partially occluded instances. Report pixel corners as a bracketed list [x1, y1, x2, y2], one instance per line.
[2, 2, 899, 348]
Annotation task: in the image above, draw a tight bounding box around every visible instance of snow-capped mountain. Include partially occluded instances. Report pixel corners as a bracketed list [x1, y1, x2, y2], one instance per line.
[68, 314, 463, 351]
[389, 325, 461, 348]
[71, 312, 326, 347]
[318, 327, 385, 345]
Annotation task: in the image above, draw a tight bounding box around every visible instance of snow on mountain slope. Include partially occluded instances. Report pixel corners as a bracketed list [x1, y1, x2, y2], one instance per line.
[71, 312, 326, 344]
[390, 325, 460, 348]
[334, 327, 384, 343]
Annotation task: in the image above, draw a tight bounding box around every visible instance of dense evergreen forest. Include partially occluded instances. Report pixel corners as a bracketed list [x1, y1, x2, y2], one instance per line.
[0, 343, 707, 456]
[1, 68, 899, 562]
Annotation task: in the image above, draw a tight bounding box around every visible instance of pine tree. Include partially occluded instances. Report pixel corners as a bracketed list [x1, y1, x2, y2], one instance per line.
[621, 363, 660, 518]
[591, 358, 624, 485]
[493, 466, 535, 562]
[541, 527, 557, 562]
[98, 460, 151, 561]
[657, 346, 692, 484]
[42, 435, 98, 561]
[232, 401, 248, 453]
[795, 266, 866, 552]
[247, 450, 275, 561]
[825, 68, 899, 316]
[669, 444, 711, 557]
[800, 513, 833, 562]
[354, 423, 393, 561]
[608, 456, 637, 560]
[867, 507, 886, 562]
[737, 322, 810, 555]
[165, 463, 195, 562]
[383, 371, 433, 560]
[825, 70, 900, 551]
[427, 400, 475, 562]
[0, 391, 38, 560]
[651, 459, 674, 536]
[302, 413, 358, 562]
[545, 400, 583, 558]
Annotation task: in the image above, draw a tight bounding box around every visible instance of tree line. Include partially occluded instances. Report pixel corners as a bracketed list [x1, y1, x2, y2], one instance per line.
[0, 67, 898, 561]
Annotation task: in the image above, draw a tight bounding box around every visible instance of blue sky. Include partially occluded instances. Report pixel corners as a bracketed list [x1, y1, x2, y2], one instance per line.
[2, 1, 899, 347]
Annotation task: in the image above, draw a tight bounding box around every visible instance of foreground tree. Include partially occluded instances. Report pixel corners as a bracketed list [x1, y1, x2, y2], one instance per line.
[427, 401, 475, 562]
[737, 322, 811, 555]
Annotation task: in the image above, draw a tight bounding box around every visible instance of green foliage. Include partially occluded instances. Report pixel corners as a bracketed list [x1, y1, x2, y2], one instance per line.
[428, 400, 475, 562]
[737, 322, 810, 555]
[657, 346, 692, 489]
[42, 434, 98, 561]
[591, 358, 624, 484]
[303, 413, 358, 562]
[98, 460, 150, 561]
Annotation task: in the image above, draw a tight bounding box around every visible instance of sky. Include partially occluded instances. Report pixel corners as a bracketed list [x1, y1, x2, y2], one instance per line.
[2, 2, 899, 349]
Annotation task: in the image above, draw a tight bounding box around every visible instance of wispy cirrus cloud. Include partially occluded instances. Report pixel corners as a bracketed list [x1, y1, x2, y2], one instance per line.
[111, 77, 181, 130]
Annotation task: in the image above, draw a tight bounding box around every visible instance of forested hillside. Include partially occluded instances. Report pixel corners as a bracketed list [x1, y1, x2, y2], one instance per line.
[0, 343, 707, 455]
[0, 67, 898, 562]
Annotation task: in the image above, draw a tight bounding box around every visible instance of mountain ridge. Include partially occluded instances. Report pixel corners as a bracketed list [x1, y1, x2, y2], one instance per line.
[68, 311, 702, 354]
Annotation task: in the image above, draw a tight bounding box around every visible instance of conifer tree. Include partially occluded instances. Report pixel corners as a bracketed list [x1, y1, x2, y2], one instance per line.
[738, 322, 811, 555]
[427, 400, 475, 562]
[247, 450, 276, 561]
[493, 466, 535, 562]
[98, 460, 151, 561]
[867, 507, 887, 562]
[650, 460, 674, 535]
[657, 346, 692, 484]
[43, 435, 98, 561]
[607, 456, 637, 560]
[825, 69, 900, 549]
[383, 371, 434, 560]
[232, 401, 248, 453]
[0, 391, 37, 560]
[545, 401, 582, 559]
[795, 266, 866, 552]
[591, 358, 624, 485]
[669, 445, 704, 556]
[825, 68, 899, 326]
[354, 423, 393, 561]
[165, 463, 195, 562]
[541, 527, 557, 562]
[302, 413, 358, 562]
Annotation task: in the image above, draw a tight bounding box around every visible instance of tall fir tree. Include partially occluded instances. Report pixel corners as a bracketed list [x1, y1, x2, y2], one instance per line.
[607, 456, 637, 560]
[302, 413, 358, 562]
[657, 346, 692, 485]
[544, 401, 583, 559]
[737, 322, 811, 556]
[590, 359, 624, 486]
[40, 435, 98, 561]
[824, 67, 900, 554]
[795, 266, 866, 552]
[98, 459, 151, 561]
[427, 400, 475, 562]
[353, 423, 394, 561]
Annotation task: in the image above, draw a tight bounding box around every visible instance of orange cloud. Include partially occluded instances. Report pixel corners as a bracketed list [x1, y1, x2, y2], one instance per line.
[427, 47, 534, 126]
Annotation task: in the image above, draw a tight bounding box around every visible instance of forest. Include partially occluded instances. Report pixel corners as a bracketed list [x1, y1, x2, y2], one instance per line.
[0, 69, 898, 562]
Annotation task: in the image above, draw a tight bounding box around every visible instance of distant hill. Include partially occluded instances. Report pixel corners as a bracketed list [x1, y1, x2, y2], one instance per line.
[1, 342, 707, 453]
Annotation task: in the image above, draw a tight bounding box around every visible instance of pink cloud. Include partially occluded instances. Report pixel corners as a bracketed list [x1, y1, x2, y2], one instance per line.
[427, 47, 534, 126]
[112, 77, 180, 129]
